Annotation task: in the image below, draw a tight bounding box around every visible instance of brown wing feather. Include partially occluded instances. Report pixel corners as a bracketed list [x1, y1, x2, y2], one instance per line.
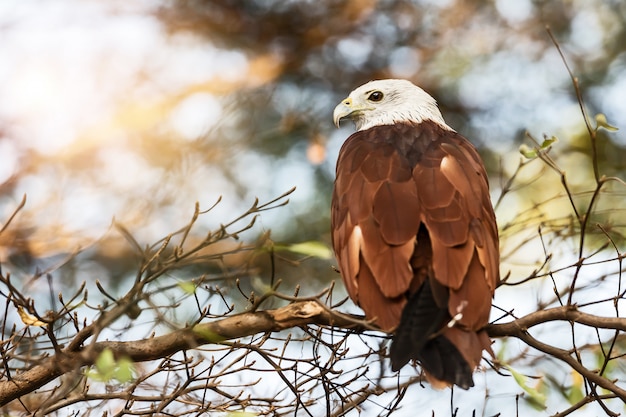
[356, 257, 406, 332]
[331, 129, 421, 331]
[373, 181, 420, 244]
[359, 216, 415, 298]
[332, 121, 499, 387]
[428, 239, 474, 289]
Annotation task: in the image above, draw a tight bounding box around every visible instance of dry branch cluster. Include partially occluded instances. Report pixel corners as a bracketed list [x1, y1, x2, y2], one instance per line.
[2, 141, 626, 416]
[0, 189, 401, 416]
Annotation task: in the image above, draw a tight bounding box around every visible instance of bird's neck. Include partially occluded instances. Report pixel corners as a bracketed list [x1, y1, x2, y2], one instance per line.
[356, 107, 452, 132]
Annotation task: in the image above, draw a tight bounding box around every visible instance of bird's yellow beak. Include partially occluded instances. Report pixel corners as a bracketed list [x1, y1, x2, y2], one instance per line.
[333, 97, 354, 128]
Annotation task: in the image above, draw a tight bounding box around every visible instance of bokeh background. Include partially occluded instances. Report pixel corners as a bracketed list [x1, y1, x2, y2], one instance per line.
[1, 0, 626, 415]
[1, 0, 625, 262]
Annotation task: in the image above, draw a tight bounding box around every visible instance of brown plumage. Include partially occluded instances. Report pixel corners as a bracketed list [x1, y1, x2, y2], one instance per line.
[331, 80, 499, 389]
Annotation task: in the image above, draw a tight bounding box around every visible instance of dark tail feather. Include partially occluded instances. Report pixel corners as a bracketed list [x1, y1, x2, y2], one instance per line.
[390, 278, 448, 371]
[417, 336, 474, 389]
[390, 279, 474, 389]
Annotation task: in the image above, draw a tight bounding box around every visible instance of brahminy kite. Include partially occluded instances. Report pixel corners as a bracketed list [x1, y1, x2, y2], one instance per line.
[331, 79, 499, 389]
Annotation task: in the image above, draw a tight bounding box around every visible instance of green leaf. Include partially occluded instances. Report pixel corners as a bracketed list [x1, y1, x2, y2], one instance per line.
[178, 280, 197, 294]
[595, 113, 619, 132]
[114, 357, 135, 383]
[88, 349, 135, 383]
[280, 241, 333, 259]
[519, 136, 557, 160]
[519, 144, 537, 159]
[505, 365, 547, 410]
[540, 135, 558, 148]
[95, 348, 116, 377]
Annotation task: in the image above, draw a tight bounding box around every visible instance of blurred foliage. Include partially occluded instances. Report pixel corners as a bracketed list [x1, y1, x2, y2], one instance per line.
[0, 0, 625, 269]
[154, 0, 626, 251]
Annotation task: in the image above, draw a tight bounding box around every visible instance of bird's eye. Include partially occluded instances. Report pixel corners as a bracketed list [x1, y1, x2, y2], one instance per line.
[368, 91, 384, 102]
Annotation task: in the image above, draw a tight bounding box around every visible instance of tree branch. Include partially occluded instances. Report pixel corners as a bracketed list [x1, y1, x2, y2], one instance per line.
[487, 304, 626, 336]
[2, 302, 625, 406]
[0, 301, 360, 405]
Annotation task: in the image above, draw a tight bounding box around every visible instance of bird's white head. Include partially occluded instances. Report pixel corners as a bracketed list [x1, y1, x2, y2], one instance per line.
[333, 79, 451, 132]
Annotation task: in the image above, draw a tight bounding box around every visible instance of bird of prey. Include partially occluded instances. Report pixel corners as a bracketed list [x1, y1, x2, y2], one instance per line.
[331, 79, 499, 389]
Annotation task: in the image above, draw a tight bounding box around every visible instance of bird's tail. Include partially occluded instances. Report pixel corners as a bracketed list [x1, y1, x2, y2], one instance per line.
[419, 328, 492, 389]
[390, 279, 491, 389]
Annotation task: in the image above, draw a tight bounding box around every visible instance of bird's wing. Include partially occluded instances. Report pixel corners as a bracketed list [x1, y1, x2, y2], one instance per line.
[331, 131, 420, 332]
[413, 132, 499, 330]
